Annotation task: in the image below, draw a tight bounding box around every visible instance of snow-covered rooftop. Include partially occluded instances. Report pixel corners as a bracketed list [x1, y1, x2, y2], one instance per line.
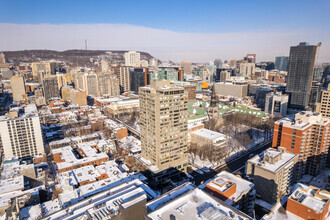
[248, 148, 297, 173]
[191, 128, 227, 141]
[147, 183, 252, 220]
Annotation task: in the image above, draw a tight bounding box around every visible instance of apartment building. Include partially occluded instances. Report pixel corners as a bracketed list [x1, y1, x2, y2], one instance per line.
[70, 89, 87, 106]
[205, 171, 255, 216]
[124, 51, 141, 67]
[97, 73, 120, 96]
[10, 76, 26, 101]
[0, 105, 45, 158]
[287, 186, 329, 220]
[119, 66, 130, 93]
[139, 80, 189, 173]
[316, 84, 330, 118]
[246, 147, 298, 204]
[264, 184, 330, 220]
[272, 111, 330, 178]
[43, 75, 60, 102]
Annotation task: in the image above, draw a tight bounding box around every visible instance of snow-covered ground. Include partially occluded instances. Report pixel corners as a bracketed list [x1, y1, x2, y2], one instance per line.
[189, 128, 270, 169]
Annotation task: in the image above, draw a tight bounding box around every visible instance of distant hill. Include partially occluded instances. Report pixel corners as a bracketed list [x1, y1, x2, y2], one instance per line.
[2, 50, 155, 68]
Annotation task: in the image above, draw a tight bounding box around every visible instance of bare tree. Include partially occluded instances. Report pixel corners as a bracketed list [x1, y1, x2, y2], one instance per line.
[187, 143, 199, 164]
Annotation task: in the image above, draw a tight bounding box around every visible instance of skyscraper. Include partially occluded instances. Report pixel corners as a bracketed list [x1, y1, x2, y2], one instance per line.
[139, 80, 188, 173]
[10, 76, 26, 101]
[275, 56, 289, 71]
[286, 42, 318, 110]
[43, 76, 60, 102]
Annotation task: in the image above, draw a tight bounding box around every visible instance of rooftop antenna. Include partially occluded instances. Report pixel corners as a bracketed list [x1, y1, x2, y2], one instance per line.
[85, 39, 88, 50]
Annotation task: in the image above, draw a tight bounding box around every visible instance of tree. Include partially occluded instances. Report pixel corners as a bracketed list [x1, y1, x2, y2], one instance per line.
[187, 143, 199, 164]
[204, 118, 218, 131]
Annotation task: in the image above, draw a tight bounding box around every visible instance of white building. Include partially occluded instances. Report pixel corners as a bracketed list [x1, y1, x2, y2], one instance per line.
[0, 105, 45, 158]
[124, 51, 141, 67]
[239, 63, 255, 76]
[265, 92, 289, 117]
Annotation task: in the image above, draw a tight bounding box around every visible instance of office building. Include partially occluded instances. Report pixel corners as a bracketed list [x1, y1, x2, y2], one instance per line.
[265, 92, 289, 117]
[10, 76, 26, 101]
[316, 84, 330, 118]
[43, 76, 60, 102]
[98, 73, 120, 96]
[0, 105, 45, 158]
[139, 80, 188, 172]
[146, 183, 252, 220]
[155, 68, 182, 81]
[129, 67, 149, 93]
[255, 88, 272, 110]
[214, 82, 248, 98]
[70, 89, 87, 106]
[272, 112, 330, 178]
[180, 60, 192, 74]
[205, 171, 255, 216]
[286, 42, 318, 109]
[124, 51, 141, 67]
[246, 147, 298, 204]
[275, 56, 289, 71]
[119, 66, 130, 93]
[239, 63, 255, 76]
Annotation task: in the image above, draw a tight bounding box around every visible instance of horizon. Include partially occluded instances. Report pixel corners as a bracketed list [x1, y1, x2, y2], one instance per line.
[1, 0, 329, 63]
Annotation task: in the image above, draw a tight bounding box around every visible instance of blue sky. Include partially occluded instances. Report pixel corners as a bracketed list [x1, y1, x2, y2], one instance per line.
[0, 0, 329, 62]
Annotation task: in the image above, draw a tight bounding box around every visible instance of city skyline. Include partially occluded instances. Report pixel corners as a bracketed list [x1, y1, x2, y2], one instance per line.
[0, 0, 330, 62]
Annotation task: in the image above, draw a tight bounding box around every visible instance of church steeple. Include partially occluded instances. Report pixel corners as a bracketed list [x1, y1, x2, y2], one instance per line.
[210, 83, 217, 107]
[208, 80, 218, 118]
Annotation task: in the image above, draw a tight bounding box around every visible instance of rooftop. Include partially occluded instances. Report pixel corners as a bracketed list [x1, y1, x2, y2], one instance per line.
[248, 148, 297, 173]
[191, 128, 227, 141]
[147, 183, 252, 220]
[207, 171, 254, 204]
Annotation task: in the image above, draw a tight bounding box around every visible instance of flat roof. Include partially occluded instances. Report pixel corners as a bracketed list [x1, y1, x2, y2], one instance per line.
[248, 148, 297, 172]
[147, 184, 252, 220]
[191, 128, 226, 141]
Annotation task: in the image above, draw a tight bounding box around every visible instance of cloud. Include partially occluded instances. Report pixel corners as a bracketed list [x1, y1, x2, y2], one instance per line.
[0, 23, 329, 63]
